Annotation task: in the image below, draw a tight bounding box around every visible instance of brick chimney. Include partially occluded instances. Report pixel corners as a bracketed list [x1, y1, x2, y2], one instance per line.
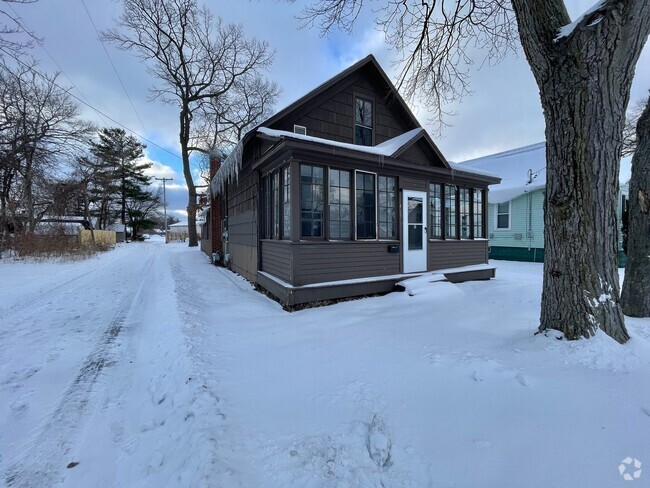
[209, 150, 223, 257]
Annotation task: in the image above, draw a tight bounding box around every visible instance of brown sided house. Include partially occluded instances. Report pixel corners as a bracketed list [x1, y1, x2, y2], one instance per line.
[203, 55, 500, 306]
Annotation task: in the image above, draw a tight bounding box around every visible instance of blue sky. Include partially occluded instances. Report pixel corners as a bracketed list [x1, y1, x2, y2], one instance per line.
[8, 0, 649, 217]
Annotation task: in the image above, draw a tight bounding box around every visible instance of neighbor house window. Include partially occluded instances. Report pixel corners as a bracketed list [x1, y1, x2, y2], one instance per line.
[329, 169, 351, 239]
[272, 171, 280, 239]
[300, 164, 324, 238]
[356, 171, 376, 239]
[445, 184, 457, 239]
[473, 190, 484, 238]
[459, 188, 470, 239]
[354, 97, 373, 146]
[378, 176, 397, 239]
[282, 166, 291, 239]
[496, 201, 510, 229]
[429, 183, 442, 238]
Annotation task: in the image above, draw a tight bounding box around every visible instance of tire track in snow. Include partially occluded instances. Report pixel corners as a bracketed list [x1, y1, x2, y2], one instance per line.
[3, 253, 157, 488]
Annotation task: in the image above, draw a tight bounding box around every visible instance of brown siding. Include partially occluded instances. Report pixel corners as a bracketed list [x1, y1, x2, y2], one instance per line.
[399, 176, 427, 191]
[226, 170, 258, 282]
[399, 143, 439, 166]
[228, 243, 257, 282]
[295, 241, 400, 286]
[275, 72, 414, 146]
[261, 240, 292, 283]
[428, 240, 489, 270]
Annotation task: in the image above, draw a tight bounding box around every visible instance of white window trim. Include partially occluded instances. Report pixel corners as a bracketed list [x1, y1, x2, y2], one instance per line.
[354, 170, 378, 241]
[293, 124, 307, 135]
[459, 187, 471, 240]
[495, 201, 511, 231]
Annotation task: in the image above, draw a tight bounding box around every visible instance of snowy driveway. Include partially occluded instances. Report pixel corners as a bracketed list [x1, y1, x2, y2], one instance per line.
[1, 241, 650, 487]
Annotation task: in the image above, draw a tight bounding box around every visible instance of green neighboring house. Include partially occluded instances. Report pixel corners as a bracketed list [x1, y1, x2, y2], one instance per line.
[460, 142, 629, 265]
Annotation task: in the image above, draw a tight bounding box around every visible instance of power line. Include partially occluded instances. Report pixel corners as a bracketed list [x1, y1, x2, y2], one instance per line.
[79, 0, 148, 135]
[6, 3, 111, 128]
[1, 46, 183, 161]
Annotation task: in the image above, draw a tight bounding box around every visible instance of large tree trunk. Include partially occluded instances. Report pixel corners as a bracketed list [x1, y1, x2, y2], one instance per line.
[512, 0, 650, 343]
[180, 106, 199, 247]
[621, 96, 650, 317]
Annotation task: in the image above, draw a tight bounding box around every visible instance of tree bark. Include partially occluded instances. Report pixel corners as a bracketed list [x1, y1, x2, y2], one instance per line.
[621, 96, 650, 317]
[512, 0, 650, 343]
[180, 105, 199, 247]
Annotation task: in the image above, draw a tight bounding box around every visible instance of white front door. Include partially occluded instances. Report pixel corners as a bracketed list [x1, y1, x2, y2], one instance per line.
[402, 190, 427, 273]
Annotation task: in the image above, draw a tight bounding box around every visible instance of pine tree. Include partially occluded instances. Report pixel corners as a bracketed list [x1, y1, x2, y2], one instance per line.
[90, 128, 151, 238]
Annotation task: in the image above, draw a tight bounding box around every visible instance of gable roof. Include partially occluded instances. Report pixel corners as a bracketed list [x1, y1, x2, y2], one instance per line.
[212, 55, 459, 193]
[458, 142, 547, 203]
[263, 55, 422, 134]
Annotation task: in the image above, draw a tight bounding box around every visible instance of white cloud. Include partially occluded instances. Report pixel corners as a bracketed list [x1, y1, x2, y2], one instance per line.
[12, 0, 648, 167]
[144, 159, 178, 180]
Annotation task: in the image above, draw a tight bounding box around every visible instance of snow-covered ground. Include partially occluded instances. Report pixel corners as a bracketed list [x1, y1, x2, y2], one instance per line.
[1, 242, 649, 487]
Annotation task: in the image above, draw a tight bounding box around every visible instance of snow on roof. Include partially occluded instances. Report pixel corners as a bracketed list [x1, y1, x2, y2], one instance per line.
[257, 127, 425, 157]
[458, 142, 547, 203]
[210, 127, 426, 195]
[169, 220, 205, 228]
[210, 126, 498, 195]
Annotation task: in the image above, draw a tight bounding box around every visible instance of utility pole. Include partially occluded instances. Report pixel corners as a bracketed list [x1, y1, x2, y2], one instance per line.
[155, 177, 173, 243]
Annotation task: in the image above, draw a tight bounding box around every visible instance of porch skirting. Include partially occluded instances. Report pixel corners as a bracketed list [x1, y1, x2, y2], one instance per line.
[257, 264, 496, 307]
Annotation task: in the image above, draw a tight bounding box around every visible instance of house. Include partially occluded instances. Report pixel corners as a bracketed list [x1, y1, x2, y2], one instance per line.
[168, 220, 204, 242]
[106, 223, 126, 243]
[204, 54, 500, 306]
[460, 142, 629, 264]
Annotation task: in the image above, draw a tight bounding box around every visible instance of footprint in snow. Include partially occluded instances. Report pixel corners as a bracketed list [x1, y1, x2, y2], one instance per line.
[122, 436, 140, 454]
[9, 389, 35, 418]
[641, 406, 650, 417]
[110, 421, 124, 443]
[147, 450, 164, 473]
[47, 350, 61, 362]
[515, 373, 529, 387]
[426, 353, 444, 364]
[472, 371, 484, 382]
[366, 415, 392, 468]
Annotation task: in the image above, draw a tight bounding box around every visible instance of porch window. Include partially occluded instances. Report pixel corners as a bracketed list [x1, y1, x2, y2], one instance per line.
[445, 184, 457, 239]
[496, 201, 510, 229]
[263, 175, 271, 238]
[300, 164, 324, 238]
[329, 169, 351, 239]
[429, 183, 442, 238]
[282, 166, 291, 239]
[356, 171, 376, 239]
[378, 176, 397, 239]
[354, 97, 373, 146]
[473, 189, 484, 238]
[459, 188, 470, 239]
[272, 171, 280, 239]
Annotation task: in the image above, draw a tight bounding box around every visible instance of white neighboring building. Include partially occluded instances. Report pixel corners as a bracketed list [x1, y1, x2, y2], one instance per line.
[460, 142, 628, 265]
[167, 220, 205, 241]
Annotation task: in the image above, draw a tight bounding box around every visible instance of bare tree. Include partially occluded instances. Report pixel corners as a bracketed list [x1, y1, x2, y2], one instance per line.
[103, 0, 275, 247]
[0, 59, 94, 237]
[622, 96, 650, 157]
[295, 0, 650, 343]
[621, 94, 650, 317]
[192, 73, 280, 184]
[0, 0, 39, 58]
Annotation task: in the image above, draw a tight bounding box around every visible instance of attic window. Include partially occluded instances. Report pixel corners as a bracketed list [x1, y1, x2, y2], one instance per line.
[354, 97, 373, 146]
[293, 124, 307, 135]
